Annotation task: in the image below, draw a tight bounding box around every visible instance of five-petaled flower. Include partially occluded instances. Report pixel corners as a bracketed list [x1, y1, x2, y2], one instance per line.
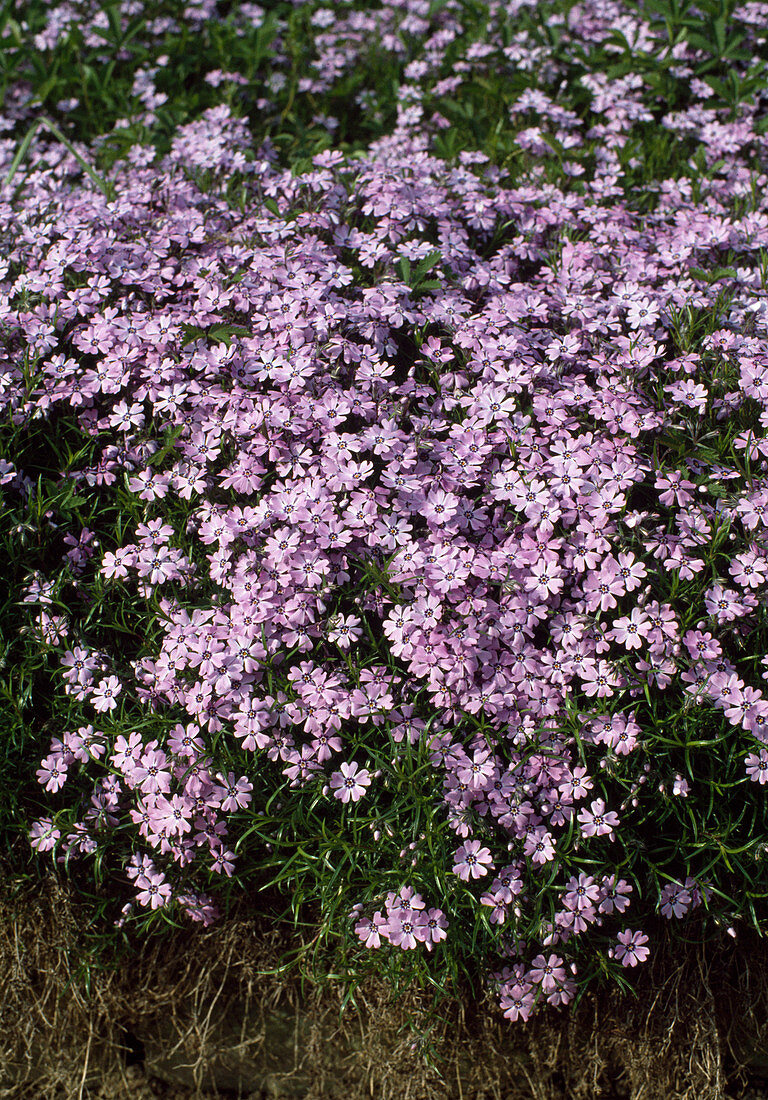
[452, 839, 495, 880]
[614, 929, 650, 967]
[330, 761, 372, 803]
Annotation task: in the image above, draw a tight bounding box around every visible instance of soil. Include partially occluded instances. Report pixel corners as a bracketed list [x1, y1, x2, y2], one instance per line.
[7, 877, 768, 1100]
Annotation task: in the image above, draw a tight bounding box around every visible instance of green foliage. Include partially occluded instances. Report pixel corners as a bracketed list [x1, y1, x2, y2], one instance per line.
[4, 0, 768, 1026]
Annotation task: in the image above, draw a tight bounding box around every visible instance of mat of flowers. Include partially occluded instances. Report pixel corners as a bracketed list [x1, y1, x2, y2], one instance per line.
[4, 0, 768, 1024]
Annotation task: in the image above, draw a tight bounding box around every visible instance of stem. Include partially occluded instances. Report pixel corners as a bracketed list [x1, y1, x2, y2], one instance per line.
[3, 115, 115, 200]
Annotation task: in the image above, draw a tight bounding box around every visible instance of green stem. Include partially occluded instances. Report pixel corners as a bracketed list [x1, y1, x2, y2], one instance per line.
[3, 115, 115, 200]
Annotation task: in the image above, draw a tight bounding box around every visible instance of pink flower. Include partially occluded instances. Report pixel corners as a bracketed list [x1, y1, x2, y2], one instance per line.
[580, 660, 621, 699]
[153, 794, 193, 836]
[423, 488, 460, 526]
[61, 646, 98, 687]
[387, 912, 422, 950]
[528, 953, 566, 994]
[625, 296, 660, 329]
[111, 732, 144, 772]
[330, 761, 372, 803]
[577, 799, 620, 840]
[101, 548, 134, 580]
[29, 817, 60, 853]
[500, 982, 535, 1022]
[327, 613, 362, 649]
[37, 753, 69, 792]
[730, 551, 768, 589]
[609, 607, 651, 650]
[598, 876, 633, 915]
[614, 929, 650, 967]
[354, 910, 389, 949]
[421, 908, 448, 949]
[135, 870, 172, 909]
[132, 748, 172, 795]
[659, 881, 692, 919]
[523, 826, 556, 865]
[90, 675, 122, 713]
[218, 772, 254, 811]
[452, 839, 494, 880]
[386, 885, 425, 913]
[746, 749, 768, 783]
[563, 873, 600, 911]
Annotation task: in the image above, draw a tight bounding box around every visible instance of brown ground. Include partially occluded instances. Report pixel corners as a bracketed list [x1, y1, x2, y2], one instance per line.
[5, 874, 768, 1100]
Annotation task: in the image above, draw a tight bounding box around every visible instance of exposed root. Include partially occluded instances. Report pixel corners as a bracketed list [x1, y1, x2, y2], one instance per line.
[2, 875, 767, 1099]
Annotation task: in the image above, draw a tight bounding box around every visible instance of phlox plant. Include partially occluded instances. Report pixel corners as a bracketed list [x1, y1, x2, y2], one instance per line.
[3, 0, 768, 1027]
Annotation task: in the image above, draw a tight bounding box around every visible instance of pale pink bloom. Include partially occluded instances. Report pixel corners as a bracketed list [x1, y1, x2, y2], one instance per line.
[421, 908, 448, 949]
[563, 873, 600, 911]
[609, 607, 651, 650]
[90, 675, 122, 713]
[330, 761, 372, 803]
[523, 826, 556, 865]
[423, 488, 460, 525]
[132, 748, 172, 795]
[386, 885, 425, 913]
[61, 646, 98, 686]
[672, 774, 690, 796]
[626, 296, 660, 328]
[614, 930, 650, 967]
[218, 772, 254, 811]
[327, 614, 362, 649]
[614, 551, 648, 592]
[387, 912, 421, 949]
[135, 870, 172, 909]
[528, 953, 566, 993]
[37, 754, 69, 792]
[452, 839, 494, 880]
[578, 799, 620, 840]
[729, 551, 768, 589]
[745, 749, 768, 784]
[153, 794, 193, 836]
[354, 910, 389, 948]
[29, 817, 60, 853]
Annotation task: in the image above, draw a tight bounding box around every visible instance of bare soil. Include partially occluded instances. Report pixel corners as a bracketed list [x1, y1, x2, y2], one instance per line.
[5, 874, 768, 1100]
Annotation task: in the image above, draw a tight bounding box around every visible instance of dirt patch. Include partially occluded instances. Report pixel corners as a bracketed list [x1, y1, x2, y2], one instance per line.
[3, 873, 768, 1099]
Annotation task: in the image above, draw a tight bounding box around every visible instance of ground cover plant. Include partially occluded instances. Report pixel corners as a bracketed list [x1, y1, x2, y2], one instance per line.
[4, 0, 768, 1042]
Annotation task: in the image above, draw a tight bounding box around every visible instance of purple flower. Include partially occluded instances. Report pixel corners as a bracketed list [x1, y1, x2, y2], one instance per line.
[330, 761, 372, 803]
[135, 870, 172, 909]
[659, 882, 692, 919]
[614, 930, 650, 967]
[29, 818, 60, 853]
[528, 954, 567, 994]
[452, 839, 494, 880]
[578, 799, 620, 840]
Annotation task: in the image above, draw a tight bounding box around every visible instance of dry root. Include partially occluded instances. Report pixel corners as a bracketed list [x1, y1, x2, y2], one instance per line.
[1, 873, 767, 1099]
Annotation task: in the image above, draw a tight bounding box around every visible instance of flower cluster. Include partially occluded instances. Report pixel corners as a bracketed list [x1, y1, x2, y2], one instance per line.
[6, 0, 768, 1023]
[352, 886, 448, 952]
